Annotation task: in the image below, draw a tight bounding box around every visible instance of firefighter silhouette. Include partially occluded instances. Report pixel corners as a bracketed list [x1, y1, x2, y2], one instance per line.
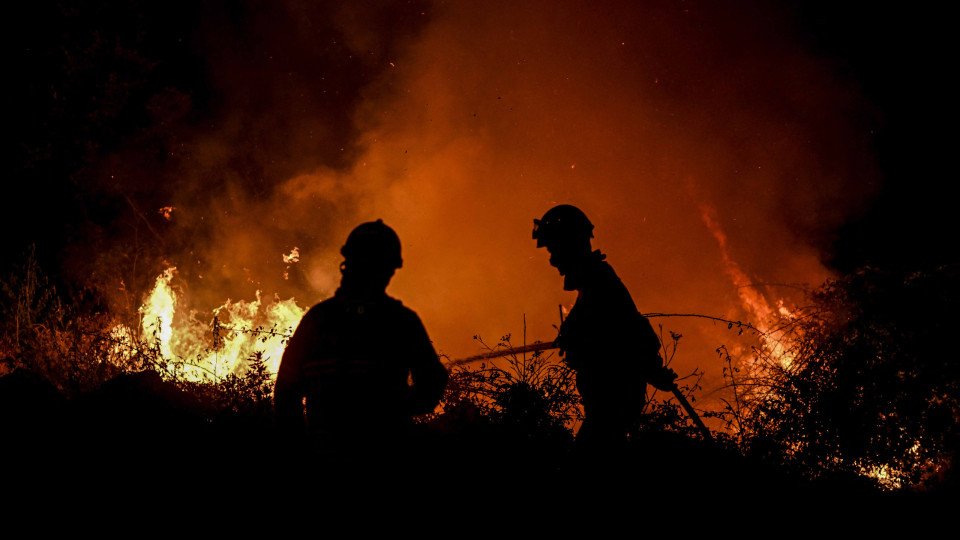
[533, 205, 676, 445]
[275, 220, 448, 439]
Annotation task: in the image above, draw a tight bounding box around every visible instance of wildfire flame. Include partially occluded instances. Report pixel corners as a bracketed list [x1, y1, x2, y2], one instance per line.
[112, 266, 306, 382]
[282, 247, 300, 280]
[282, 247, 300, 264]
[699, 204, 797, 368]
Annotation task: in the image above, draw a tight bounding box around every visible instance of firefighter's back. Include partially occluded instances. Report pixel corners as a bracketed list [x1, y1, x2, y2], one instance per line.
[300, 294, 421, 435]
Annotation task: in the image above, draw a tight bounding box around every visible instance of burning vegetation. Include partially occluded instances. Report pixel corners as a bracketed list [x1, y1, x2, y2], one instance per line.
[120, 266, 305, 381]
[6, 0, 958, 501]
[2, 248, 956, 495]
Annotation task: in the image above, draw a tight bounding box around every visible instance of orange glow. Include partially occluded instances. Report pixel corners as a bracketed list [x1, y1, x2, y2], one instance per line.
[700, 204, 797, 368]
[94, 1, 880, 414]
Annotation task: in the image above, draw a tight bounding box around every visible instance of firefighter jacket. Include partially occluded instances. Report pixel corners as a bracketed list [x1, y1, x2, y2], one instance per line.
[274, 289, 448, 436]
[556, 254, 663, 414]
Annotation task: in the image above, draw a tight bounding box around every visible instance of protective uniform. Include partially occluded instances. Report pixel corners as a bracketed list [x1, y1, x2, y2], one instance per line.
[556, 251, 663, 443]
[534, 205, 668, 443]
[275, 292, 446, 436]
[274, 220, 448, 437]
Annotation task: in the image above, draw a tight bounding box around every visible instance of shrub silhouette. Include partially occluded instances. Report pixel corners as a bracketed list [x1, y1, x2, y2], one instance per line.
[730, 265, 959, 490]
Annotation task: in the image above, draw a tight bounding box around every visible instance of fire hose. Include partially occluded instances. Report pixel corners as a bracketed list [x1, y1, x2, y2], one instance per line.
[447, 341, 713, 441]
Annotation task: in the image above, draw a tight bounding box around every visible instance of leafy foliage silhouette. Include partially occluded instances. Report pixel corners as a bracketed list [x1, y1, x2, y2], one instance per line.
[454, 334, 580, 438]
[723, 265, 959, 489]
[4, 249, 956, 495]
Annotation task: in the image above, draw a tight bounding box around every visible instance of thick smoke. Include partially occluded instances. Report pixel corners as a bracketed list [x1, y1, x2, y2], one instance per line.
[43, 1, 433, 308]
[36, 0, 881, 404]
[305, 0, 880, 375]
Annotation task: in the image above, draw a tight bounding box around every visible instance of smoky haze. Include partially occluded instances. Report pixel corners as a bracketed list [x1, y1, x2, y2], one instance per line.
[297, 0, 879, 393]
[18, 0, 882, 406]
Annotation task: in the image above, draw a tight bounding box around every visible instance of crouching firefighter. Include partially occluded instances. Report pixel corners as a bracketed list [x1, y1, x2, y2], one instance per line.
[274, 220, 448, 443]
[532, 205, 677, 446]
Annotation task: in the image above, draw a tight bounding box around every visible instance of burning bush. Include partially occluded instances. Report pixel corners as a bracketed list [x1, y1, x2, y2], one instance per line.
[5, 245, 956, 496]
[0, 250, 292, 442]
[726, 265, 960, 490]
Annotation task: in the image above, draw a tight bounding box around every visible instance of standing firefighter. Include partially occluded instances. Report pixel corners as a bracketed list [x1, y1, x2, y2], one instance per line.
[533, 205, 676, 445]
[275, 220, 448, 440]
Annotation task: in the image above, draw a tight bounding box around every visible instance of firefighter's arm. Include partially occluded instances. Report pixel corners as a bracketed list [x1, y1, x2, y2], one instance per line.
[636, 312, 678, 391]
[406, 316, 449, 415]
[648, 364, 679, 391]
[552, 333, 565, 357]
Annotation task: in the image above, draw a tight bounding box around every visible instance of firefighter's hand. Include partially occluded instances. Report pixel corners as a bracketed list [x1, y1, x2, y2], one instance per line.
[552, 335, 565, 357]
[649, 366, 678, 391]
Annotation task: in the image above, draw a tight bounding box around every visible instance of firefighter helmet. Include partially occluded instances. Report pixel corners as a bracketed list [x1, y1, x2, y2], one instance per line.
[341, 219, 403, 269]
[532, 205, 594, 248]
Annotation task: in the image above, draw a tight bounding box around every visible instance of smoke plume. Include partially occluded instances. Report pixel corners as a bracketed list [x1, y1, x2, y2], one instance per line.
[25, 0, 883, 403]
